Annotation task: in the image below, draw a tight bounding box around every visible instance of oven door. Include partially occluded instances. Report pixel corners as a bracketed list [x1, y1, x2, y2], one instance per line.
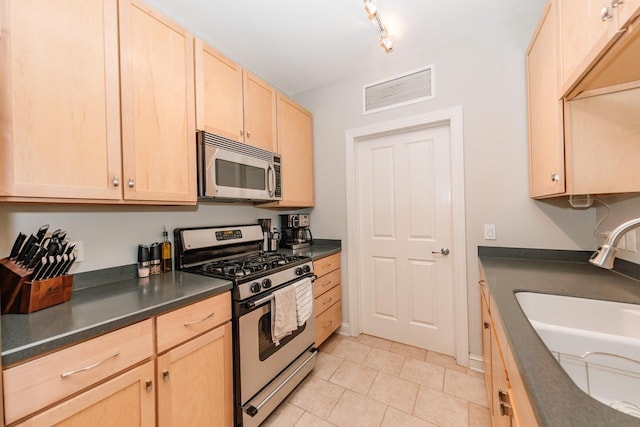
[237, 285, 316, 405]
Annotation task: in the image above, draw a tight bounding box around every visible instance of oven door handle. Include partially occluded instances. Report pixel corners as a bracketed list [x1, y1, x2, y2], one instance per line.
[246, 275, 317, 308]
[245, 348, 319, 417]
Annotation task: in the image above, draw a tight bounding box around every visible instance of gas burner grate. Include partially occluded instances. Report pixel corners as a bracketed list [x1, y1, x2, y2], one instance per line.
[201, 253, 308, 279]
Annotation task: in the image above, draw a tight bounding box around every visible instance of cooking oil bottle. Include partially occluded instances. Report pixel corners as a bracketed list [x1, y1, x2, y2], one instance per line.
[161, 226, 172, 272]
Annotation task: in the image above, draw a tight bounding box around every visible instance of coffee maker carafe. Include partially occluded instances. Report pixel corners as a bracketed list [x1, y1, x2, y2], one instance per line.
[280, 214, 313, 249]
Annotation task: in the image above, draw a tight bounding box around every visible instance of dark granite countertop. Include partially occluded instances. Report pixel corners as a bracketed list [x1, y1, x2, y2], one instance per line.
[479, 247, 640, 427]
[1, 271, 232, 367]
[1, 241, 341, 367]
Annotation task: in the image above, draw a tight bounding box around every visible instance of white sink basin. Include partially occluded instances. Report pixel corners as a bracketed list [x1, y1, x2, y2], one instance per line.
[515, 292, 640, 418]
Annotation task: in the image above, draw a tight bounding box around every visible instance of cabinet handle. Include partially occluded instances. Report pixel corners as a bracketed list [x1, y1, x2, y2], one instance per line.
[324, 320, 333, 328]
[240, 129, 244, 136]
[112, 177, 120, 187]
[162, 370, 170, 382]
[246, 130, 251, 138]
[612, 0, 624, 7]
[551, 173, 560, 182]
[128, 178, 135, 188]
[498, 389, 512, 416]
[323, 281, 333, 288]
[483, 322, 490, 329]
[183, 311, 216, 326]
[60, 351, 120, 378]
[146, 380, 153, 393]
[601, 6, 613, 21]
[323, 297, 333, 305]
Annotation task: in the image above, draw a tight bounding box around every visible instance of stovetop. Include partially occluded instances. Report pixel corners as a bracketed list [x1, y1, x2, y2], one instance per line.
[194, 252, 310, 281]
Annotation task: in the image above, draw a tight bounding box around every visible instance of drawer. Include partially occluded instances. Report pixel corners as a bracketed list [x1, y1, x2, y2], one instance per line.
[156, 292, 231, 353]
[315, 300, 342, 346]
[314, 284, 341, 316]
[3, 319, 153, 425]
[313, 269, 340, 297]
[313, 253, 340, 277]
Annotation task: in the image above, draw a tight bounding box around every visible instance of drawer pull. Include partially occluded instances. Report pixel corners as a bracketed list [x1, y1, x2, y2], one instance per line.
[60, 351, 121, 378]
[323, 281, 333, 287]
[146, 380, 153, 393]
[323, 297, 333, 305]
[183, 311, 216, 326]
[483, 322, 490, 329]
[163, 370, 170, 382]
[324, 320, 333, 328]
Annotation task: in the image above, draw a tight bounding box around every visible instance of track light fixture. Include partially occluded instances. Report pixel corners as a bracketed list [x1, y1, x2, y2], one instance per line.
[363, 0, 395, 53]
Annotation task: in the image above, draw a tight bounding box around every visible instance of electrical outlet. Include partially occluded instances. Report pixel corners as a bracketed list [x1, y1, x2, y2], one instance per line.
[627, 230, 637, 252]
[74, 241, 84, 262]
[484, 224, 496, 240]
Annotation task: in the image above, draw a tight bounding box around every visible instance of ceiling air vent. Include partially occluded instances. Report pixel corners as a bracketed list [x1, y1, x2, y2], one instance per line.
[363, 65, 435, 114]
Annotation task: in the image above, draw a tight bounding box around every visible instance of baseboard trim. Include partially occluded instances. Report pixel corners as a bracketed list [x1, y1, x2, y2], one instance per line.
[337, 323, 351, 337]
[468, 353, 484, 373]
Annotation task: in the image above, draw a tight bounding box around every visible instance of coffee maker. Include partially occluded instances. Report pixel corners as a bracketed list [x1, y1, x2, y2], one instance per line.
[258, 219, 279, 252]
[279, 214, 313, 249]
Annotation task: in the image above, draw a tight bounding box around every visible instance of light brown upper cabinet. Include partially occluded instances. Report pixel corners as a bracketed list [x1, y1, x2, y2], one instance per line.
[558, 0, 640, 98]
[527, 1, 565, 198]
[0, 0, 196, 204]
[0, 0, 123, 201]
[261, 93, 315, 208]
[528, 0, 640, 199]
[119, 0, 197, 203]
[195, 40, 277, 152]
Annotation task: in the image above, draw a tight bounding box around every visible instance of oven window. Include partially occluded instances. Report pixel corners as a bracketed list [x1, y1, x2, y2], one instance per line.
[215, 159, 265, 190]
[258, 312, 307, 361]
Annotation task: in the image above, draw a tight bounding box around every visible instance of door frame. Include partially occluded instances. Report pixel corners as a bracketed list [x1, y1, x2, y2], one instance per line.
[344, 106, 469, 366]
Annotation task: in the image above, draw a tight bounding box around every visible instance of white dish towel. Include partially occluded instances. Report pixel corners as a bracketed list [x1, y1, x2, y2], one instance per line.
[271, 285, 298, 346]
[294, 277, 313, 327]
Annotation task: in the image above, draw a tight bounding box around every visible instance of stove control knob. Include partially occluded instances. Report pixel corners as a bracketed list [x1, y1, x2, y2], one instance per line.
[295, 267, 304, 276]
[302, 265, 311, 274]
[262, 278, 272, 289]
[250, 282, 261, 293]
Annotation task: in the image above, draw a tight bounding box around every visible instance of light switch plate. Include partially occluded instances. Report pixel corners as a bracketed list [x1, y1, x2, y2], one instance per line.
[484, 224, 496, 240]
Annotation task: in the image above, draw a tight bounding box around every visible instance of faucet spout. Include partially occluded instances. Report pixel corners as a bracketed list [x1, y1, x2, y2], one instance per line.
[590, 217, 640, 269]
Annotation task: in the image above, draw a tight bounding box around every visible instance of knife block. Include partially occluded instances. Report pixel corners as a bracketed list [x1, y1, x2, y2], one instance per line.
[0, 258, 73, 314]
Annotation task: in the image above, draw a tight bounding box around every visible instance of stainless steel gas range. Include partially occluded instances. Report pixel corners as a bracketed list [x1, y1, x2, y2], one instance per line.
[174, 224, 318, 427]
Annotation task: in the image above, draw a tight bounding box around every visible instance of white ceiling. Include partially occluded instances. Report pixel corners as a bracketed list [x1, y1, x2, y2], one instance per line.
[144, 0, 546, 95]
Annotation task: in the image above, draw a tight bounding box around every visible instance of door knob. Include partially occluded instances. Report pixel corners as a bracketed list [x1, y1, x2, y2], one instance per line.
[432, 248, 450, 256]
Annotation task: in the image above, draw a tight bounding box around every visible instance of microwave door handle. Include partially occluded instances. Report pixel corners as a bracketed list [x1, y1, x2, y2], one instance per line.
[267, 165, 275, 197]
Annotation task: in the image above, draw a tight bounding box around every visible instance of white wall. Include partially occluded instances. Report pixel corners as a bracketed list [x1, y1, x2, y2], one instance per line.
[0, 203, 287, 273]
[293, 9, 597, 359]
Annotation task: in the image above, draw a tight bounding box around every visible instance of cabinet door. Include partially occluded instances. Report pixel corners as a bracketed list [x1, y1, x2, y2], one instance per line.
[157, 322, 233, 427]
[274, 93, 315, 207]
[558, 0, 621, 94]
[119, 0, 196, 203]
[243, 71, 277, 152]
[490, 323, 512, 427]
[616, 0, 640, 29]
[0, 0, 122, 200]
[16, 361, 155, 427]
[195, 40, 244, 142]
[527, 0, 565, 198]
[480, 290, 493, 413]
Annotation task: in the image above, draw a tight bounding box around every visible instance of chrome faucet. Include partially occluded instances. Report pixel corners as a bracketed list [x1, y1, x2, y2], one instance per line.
[590, 217, 640, 269]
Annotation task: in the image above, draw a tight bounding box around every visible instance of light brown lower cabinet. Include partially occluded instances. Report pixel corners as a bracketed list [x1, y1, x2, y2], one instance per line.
[156, 322, 233, 427]
[313, 253, 342, 346]
[14, 361, 156, 427]
[479, 281, 539, 427]
[3, 292, 233, 427]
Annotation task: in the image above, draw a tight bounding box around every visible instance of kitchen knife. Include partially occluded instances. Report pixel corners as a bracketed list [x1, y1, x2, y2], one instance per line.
[27, 245, 47, 269]
[32, 257, 48, 281]
[60, 253, 76, 276]
[35, 224, 49, 244]
[20, 243, 40, 267]
[39, 255, 58, 280]
[9, 232, 26, 259]
[15, 234, 36, 264]
[50, 254, 69, 278]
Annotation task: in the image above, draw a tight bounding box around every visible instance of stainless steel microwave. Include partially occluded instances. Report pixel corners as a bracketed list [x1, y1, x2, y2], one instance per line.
[197, 131, 282, 202]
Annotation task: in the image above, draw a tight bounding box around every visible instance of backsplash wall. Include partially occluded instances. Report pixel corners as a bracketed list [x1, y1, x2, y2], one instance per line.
[595, 194, 640, 265]
[0, 203, 296, 274]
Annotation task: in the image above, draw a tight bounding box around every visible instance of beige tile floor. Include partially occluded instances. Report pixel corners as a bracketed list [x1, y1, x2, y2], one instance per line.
[262, 334, 491, 427]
